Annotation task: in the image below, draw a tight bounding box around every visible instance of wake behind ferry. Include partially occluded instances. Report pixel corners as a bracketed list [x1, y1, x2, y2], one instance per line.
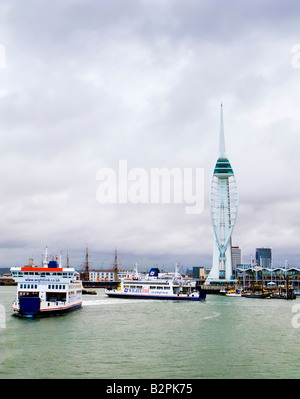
[105, 265, 206, 301]
[11, 247, 82, 317]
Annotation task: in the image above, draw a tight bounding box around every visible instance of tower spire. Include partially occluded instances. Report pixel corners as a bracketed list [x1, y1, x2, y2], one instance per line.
[219, 103, 226, 158]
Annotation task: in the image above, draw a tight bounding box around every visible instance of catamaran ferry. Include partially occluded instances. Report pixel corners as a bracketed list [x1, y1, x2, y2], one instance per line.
[105, 266, 206, 301]
[11, 248, 82, 317]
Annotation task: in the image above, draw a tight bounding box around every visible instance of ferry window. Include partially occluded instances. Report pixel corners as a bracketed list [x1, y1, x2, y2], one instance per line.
[29, 272, 34, 275]
[20, 284, 23, 288]
[63, 285, 65, 289]
[150, 286, 156, 289]
[24, 272, 28, 275]
[35, 285, 37, 289]
[63, 273, 67, 277]
[55, 285, 58, 289]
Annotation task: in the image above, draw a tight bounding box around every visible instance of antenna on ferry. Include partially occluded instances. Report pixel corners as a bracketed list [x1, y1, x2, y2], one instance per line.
[59, 251, 62, 268]
[43, 246, 48, 267]
[135, 262, 139, 278]
[174, 262, 182, 281]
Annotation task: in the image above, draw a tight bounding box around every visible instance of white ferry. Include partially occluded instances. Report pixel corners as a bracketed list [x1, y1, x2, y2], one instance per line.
[105, 266, 206, 301]
[11, 248, 82, 317]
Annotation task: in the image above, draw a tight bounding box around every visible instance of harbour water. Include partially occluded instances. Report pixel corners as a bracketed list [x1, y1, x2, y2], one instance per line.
[1, 285, 300, 379]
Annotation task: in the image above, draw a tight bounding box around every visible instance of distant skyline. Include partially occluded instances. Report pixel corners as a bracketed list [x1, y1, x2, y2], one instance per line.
[1, 0, 300, 270]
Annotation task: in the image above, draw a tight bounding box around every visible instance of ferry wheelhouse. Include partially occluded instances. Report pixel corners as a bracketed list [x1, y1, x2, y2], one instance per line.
[105, 266, 206, 301]
[11, 248, 82, 317]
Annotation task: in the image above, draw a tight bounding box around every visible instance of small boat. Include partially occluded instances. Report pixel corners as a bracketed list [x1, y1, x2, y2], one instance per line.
[226, 288, 242, 297]
[82, 288, 97, 295]
[243, 292, 270, 299]
[10, 247, 82, 317]
[105, 264, 206, 301]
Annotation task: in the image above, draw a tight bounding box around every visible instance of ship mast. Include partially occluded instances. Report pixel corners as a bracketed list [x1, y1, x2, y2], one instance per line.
[85, 246, 90, 281]
[114, 248, 119, 282]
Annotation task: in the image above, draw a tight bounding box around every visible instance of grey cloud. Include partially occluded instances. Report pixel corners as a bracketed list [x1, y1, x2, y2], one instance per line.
[1, 0, 300, 268]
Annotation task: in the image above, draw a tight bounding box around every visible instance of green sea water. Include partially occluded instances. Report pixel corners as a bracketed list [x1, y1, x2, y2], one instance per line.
[1, 286, 300, 379]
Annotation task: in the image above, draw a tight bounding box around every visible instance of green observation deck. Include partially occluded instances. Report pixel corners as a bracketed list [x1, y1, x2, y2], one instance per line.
[214, 158, 233, 175]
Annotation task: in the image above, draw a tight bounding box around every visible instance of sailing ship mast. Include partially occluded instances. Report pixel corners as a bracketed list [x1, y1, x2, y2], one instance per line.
[114, 248, 119, 282]
[84, 246, 90, 282]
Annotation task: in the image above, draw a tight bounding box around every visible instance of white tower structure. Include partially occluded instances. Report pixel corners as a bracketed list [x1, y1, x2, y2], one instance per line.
[207, 105, 239, 282]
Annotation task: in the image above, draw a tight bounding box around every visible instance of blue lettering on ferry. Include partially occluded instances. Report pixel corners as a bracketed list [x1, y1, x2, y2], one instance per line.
[25, 278, 61, 283]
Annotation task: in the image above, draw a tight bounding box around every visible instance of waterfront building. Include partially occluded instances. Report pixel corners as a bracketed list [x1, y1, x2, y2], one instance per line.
[256, 247, 272, 267]
[207, 105, 239, 283]
[89, 269, 116, 282]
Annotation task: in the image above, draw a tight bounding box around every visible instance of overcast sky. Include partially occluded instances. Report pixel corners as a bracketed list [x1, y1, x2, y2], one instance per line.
[1, 0, 300, 270]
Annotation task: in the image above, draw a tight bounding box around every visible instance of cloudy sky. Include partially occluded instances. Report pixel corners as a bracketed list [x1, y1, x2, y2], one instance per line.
[1, 0, 300, 271]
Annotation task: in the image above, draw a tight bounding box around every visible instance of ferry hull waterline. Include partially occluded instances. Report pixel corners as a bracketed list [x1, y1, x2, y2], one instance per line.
[12, 298, 82, 317]
[105, 266, 206, 302]
[10, 247, 83, 317]
[105, 291, 205, 301]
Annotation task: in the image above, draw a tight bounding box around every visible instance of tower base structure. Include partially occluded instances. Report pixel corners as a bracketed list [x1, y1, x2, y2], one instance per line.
[205, 241, 236, 284]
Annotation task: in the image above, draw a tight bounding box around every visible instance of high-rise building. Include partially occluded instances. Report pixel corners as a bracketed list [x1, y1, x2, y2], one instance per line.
[231, 246, 242, 272]
[207, 105, 239, 282]
[256, 248, 272, 267]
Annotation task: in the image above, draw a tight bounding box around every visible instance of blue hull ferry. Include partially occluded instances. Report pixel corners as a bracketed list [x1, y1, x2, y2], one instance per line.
[11, 247, 82, 317]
